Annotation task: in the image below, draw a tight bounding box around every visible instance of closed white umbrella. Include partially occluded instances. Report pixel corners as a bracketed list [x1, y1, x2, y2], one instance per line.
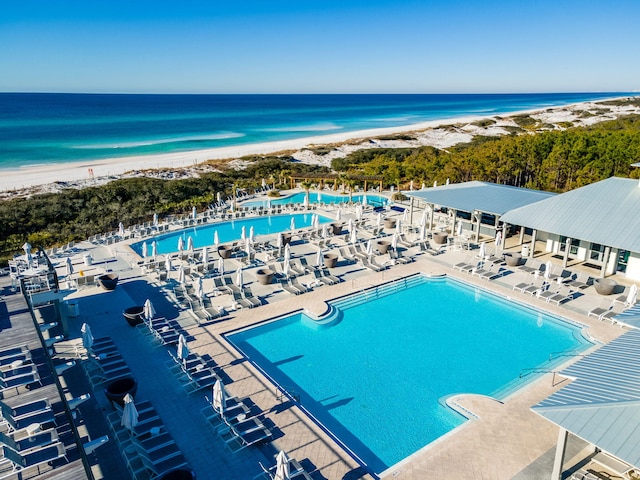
[213, 379, 225, 415]
[396, 219, 402, 235]
[401, 209, 408, 224]
[240, 226, 246, 240]
[235, 267, 243, 288]
[283, 247, 291, 277]
[348, 218, 354, 233]
[456, 221, 463, 237]
[391, 233, 398, 250]
[213, 231, 219, 246]
[192, 206, 197, 219]
[202, 247, 208, 265]
[289, 217, 296, 232]
[249, 226, 255, 243]
[266, 198, 272, 209]
[261, 178, 267, 188]
[316, 248, 323, 267]
[141, 242, 148, 258]
[153, 213, 158, 227]
[177, 237, 184, 252]
[446, 178, 450, 185]
[165, 256, 172, 273]
[544, 260, 553, 280]
[118, 222, 125, 236]
[303, 194, 309, 209]
[365, 240, 373, 257]
[144, 299, 156, 321]
[433, 180, 438, 188]
[409, 180, 414, 191]
[321, 224, 328, 239]
[217, 256, 224, 276]
[178, 265, 185, 284]
[121, 393, 139, 431]
[419, 224, 426, 241]
[151, 241, 157, 258]
[478, 242, 486, 259]
[245, 238, 251, 258]
[81, 323, 94, 350]
[336, 207, 342, 221]
[356, 205, 363, 221]
[216, 192, 222, 204]
[349, 227, 358, 244]
[362, 195, 368, 206]
[376, 213, 382, 227]
[274, 450, 291, 480]
[495, 230, 503, 248]
[196, 277, 204, 299]
[177, 334, 190, 362]
[421, 182, 426, 190]
[276, 233, 283, 250]
[186, 236, 194, 251]
[66, 257, 74, 276]
[627, 284, 638, 306]
[313, 214, 320, 231]
[317, 191, 322, 202]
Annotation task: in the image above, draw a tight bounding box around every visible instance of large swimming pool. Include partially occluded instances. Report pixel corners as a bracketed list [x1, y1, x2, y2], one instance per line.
[243, 191, 389, 208]
[227, 275, 590, 474]
[130, 213, 331, 256]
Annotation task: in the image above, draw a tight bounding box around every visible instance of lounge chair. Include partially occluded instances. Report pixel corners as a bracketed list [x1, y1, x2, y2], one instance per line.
[0, 364, 39, 381]
[288, 260, 306, 276]
[0, 372, 42, 396]
[220, 417, 272, 453]
[242, 287, 262, 307]
[0, 428, 58, 452]
[223, 277, 242, 295]
[588, 300, 615, 320]
[518, 258, 541, 275]
[389, 249, 412, 264]
[0, 442, 67, 476]
[0, 351, 31, 368]
[232, 292, 253, 309]
[0, 346, 30, 362]
[0, 398, 51, 421]
[360, 256, 385, 272]
[0, 404, 56, 433]
[338, 247, 357, 263]
[138, 451, 188, 478]
[261, 457, 313, 480]
[183, 367, 219, 395]
[477, 266, 507, 281]
[567, 272, 591, 290]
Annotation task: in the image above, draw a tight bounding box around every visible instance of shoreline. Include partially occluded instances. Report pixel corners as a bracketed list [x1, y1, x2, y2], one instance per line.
[2, 96, 638, 195]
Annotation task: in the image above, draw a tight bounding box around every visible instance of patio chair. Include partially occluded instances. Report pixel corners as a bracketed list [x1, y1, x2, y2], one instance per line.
[220, 417, 272, 453]
[338, 247, 357, 263]
[0, 405, 56, 434]
[232, 292, 254, 309]
[0, 372, 42, 396]
[0, 364, 39, 381]
[202, 297, 224, 319]
[588, 300, 616, 320]
[0, 442, 67, 476]
[0, 346, 30, 362]
[453, 257, 476, 273]
[518, 258, 541, 275]
[183, 367, 219, 395]
[389, 249, 413, 264]
[0, 397, 51, 421]
[242, 287, 262, 307]
[0, 428, 58, 452]
[279, 279, 303, 295]
[567, 272, 592, 290]
[289, 260, 306, 276]
[138, 450, 188, 479]
[319, 268, 341, 284]
[223, 277, 242, 295]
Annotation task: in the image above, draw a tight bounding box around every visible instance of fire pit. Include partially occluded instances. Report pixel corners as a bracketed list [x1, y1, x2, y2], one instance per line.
[123, 306, 145, 327]
[96, 273, 119, 291]
[255, 269, 274, 285]
[104, 377, 138, 408]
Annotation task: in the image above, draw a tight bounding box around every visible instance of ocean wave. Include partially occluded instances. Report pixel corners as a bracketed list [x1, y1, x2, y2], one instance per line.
[256, 123, 342, 133]
[72, 132, 245, 149]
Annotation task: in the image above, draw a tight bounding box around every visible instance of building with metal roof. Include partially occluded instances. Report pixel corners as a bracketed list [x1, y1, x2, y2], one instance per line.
[500, 177, 640, 280]
[532, 329, 640, 479]
[404, 181, 554, 241]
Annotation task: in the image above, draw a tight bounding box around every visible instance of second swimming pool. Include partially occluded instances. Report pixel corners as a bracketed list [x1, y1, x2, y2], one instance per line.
[228, 275, 591, 474]
[130, 213, 332, 256]
[243, 191, 389, 208]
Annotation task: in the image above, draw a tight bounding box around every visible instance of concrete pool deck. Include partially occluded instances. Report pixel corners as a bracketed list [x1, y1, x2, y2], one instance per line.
[34, 201, 630, 480]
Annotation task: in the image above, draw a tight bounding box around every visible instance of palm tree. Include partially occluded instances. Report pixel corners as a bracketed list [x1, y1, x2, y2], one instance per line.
[300, 180, 312, 209]
[344, 178, 356, 202]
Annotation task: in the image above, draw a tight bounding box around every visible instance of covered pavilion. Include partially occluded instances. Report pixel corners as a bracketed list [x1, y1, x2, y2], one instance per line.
[403, 181, 554, 242]
[500, 177, 640, 280]
[532, 328, 640, 480]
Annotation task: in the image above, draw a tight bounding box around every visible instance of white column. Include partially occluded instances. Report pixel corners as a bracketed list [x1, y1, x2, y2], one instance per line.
[563, 238, 571, 268]
[530, 229, 537, 257]
[519, 227, 525, 246]
[450, 209, 457, 235]
[475, 211, 482, 243]
[409, 197, 414, 225]
[601, 246, 611, 278]
[551, 428, 568, 480]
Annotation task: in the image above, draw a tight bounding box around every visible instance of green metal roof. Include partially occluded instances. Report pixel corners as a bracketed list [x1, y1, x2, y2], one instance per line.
[532, 330, 640, 468]
[403, 181, 555, 216]
[500, 177, 640, 252]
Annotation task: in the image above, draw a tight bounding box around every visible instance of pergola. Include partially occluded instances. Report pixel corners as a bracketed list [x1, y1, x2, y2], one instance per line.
[403, 181, 554, 242]
[289, 173, 384, 192]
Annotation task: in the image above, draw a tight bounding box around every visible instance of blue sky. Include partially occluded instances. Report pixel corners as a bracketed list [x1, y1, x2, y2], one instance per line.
[1, 0, 638, 93]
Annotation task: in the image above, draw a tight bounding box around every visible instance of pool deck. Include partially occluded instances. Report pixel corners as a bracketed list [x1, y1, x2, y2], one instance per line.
[4, 197, 632, 480]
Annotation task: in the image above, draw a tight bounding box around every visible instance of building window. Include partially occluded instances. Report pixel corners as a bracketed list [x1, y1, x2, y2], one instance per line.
[559, 236, 580, 256]
[617, 250, 629, 273]
[589, 243, 606, 262]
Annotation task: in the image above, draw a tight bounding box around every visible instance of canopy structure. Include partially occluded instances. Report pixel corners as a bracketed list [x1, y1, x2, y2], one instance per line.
[532, 329, 640, 478]
[404, 181, 554, 241]
[500, 177, 640, 254]
[289, 173, 384, 192]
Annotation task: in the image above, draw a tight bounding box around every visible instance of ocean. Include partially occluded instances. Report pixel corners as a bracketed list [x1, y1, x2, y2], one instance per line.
[0, 92, 630, 170]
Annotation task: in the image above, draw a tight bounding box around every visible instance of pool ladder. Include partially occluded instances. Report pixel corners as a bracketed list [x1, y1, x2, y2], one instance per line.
[276, 385, 300, 404]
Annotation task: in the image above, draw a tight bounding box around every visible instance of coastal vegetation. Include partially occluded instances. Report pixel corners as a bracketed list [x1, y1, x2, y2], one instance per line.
[1, 115, 639, 265]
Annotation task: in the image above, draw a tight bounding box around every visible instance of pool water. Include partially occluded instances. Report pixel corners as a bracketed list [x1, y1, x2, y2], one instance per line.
[130, 213, 331, 256]
[243, 191, 389, 208]
[228, 276, 590, 473]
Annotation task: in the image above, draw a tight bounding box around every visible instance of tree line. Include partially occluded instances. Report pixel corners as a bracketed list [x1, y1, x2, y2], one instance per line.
[1, 115, 639, 264]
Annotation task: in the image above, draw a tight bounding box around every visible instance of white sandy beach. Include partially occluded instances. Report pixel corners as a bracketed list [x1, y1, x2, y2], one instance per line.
[2, 97, 638, 196]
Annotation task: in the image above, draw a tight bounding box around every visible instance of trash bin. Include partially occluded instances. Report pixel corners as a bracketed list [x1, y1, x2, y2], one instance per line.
[67, 300, 79, 317]
[83, 254, 93, 266]
[521, 245, 530, 257]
